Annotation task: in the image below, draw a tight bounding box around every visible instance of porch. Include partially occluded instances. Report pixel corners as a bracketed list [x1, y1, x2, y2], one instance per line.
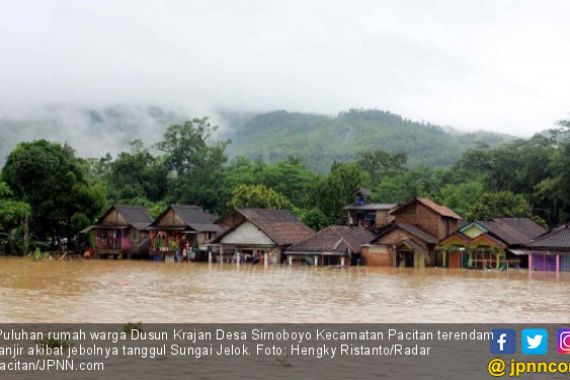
[283, 251, 348, 267]
[526, 251, 570, 272]
[93, 227, 131, 255]
[207, 244, 279, 267]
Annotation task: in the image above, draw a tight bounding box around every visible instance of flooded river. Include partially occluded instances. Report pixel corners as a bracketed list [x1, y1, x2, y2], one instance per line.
[0, 257, 568, 323]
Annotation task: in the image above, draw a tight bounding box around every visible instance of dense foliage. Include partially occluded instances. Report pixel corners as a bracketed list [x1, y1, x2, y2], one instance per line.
[222, 109, 513, 172]
[2, 140, 106, 248]
[1, 113, 569, 254]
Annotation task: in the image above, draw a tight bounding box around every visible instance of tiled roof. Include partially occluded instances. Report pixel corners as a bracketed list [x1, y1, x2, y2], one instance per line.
[286, 226, 375, 254]
[528, 224, 570, 249]
[390, 197, 463, 220]
[216, 208, 315, 246]
[397, 223, 439, 244]
[372, 223, 438, 245]
[479, 218, 546, 246]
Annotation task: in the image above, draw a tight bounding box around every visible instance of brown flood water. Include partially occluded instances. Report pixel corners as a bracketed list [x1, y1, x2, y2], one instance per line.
[0, 257, 568, 323]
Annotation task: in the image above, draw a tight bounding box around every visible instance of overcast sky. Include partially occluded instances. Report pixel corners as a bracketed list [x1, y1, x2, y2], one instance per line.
[1, 0, 569, 135]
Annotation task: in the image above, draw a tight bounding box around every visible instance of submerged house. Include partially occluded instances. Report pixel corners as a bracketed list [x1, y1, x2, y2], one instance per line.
[82, 205, 152, 258]
[149, 205, 223, 261]
[344, 188, 396, 230]
[211, 208, 315, 265]
[361, 198, 463, 268]
[437, 218, 547, 270]
[284, 225, 375, 266]
[523, 224, 570, 272]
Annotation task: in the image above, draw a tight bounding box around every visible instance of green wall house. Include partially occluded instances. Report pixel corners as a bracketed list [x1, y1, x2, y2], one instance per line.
[437, 218, 546, 270]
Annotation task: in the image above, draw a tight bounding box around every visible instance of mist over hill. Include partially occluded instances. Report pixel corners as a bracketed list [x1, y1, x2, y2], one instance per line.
[0, 105, 187, 163]
[0, 105, 513, 170]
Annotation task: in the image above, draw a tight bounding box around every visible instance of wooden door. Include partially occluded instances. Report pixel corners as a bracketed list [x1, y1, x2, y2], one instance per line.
[449, 252, 461, 269]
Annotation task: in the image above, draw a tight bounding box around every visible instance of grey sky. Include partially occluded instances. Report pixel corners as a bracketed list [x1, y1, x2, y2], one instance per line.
[1, 0, 569, 136]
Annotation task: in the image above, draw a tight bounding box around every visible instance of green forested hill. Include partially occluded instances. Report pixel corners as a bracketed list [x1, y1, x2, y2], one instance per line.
[221, 109, 513, 172]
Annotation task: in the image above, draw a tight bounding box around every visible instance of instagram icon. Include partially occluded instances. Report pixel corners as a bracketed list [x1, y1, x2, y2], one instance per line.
[558, 329, 570, 354]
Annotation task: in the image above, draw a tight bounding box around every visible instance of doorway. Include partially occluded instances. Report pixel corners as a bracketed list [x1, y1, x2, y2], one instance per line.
[397, 248, 415, 268]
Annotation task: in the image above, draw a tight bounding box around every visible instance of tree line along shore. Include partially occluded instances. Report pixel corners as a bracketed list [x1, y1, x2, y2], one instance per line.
[0, 117, 569, 272]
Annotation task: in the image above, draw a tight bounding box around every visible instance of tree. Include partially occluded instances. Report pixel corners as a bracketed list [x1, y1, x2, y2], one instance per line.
[308, 162, 369, 224]
[439, 180, 484, 218]
[298, 208, 328, 230]
[157, 118, 229, 175]
[225, 156, 315, 208]
[158, 119, 230, 212]
[466, 191, 532, 221]
[356, 149, 407, 184]
[228, 184, 290, 209]
[373, 167, 444, 204]
[2, 140, 106, 247]
[105, 140, 168, 202]
[0, 181, 32, 254]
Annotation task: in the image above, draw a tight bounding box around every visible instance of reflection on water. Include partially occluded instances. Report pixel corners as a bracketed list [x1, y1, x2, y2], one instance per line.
[0, 257, 568, 323]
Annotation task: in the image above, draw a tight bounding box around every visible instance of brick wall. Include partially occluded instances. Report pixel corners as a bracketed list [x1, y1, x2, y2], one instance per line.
[393, 201, 457, 240]
[361, 245, 394, 266]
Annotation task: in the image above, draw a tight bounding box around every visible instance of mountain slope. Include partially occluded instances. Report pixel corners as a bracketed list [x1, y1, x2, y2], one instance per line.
[221, 109, 513, 172]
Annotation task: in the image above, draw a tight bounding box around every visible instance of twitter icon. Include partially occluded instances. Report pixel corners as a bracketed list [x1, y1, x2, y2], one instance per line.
[522, 329, 548, 354]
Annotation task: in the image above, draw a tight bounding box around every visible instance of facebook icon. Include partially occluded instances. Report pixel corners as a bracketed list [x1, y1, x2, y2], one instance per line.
[491, 329, 516, 354]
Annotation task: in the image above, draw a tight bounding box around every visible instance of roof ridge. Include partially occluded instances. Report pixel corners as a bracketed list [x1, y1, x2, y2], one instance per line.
[533, 224, 567, 243]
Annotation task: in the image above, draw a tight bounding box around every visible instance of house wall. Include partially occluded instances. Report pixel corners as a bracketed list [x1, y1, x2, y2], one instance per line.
[393, 201, 458, 240]
[375, 210, 395, 226]
[384, 228, 435, 266]
[196, 231, 215, 245]
[375, 228, 427, 250]
[92, 227, 138, 254]
[221, 221, 274, 245]
[361, 245, 394, 266]
[529, 254, 558, 272]
[220, 244, 282, 264]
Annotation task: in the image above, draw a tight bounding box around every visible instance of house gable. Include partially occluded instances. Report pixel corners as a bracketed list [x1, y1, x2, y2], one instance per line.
[470, 234, 507, 249]
[439, 233, 470, 247]
[220, 221, 275, 246]
[460, 223, 488, 239]
[391, 202, 442, 239]
[374, 227, 431, 252]
[101, 208, 128, 225]
[154, 208, 186, 227]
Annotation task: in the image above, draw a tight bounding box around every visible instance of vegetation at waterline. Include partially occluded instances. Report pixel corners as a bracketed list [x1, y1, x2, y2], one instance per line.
[1, 114, 569, 254]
